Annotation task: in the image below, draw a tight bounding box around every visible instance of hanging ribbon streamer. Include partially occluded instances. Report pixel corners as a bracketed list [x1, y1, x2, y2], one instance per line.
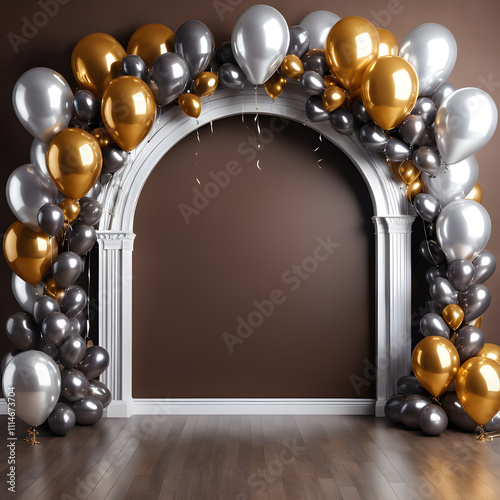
[476, 426, 500, 441]
[195, 127, 201, 185]
[314, 134, 323, 168]
[254, 113, 261, 170]
[85, 251, 92, 341]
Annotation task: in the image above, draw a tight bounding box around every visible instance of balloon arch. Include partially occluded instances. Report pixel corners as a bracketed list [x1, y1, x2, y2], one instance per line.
[2, 6, 500, 440]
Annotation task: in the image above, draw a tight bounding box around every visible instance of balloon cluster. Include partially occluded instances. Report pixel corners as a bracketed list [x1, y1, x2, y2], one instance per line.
[3, 7, 499, 437]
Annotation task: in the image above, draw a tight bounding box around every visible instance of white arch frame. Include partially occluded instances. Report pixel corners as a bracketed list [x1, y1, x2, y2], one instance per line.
[97, 82, 415, 417]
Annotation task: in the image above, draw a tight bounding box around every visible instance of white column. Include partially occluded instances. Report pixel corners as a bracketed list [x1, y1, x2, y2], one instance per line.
[96, 231, 135, 417]
[372, 215, 415, 416]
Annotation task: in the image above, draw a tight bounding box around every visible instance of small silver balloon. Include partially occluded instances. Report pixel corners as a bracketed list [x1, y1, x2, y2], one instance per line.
[397, 376, 430, 397]
[59, 334, 87, 369]
[53, 251, 83, 289]
[385, 394, 405, 424]
[37, 203, 65, 237]
[425, 265, 447, 285]
[73, 90, 99, 123]
[329, 108, 354, 135]
[287, 26, 310, 58]
[78, 346, 110, 380]
[30, 139, 49, 177]
[68, 223, 97, 256]
[447, 259, 475, 292]
[431, 82, 456, 107]
[88, 379, 112, 409]
[218, 63, 246, 92]
[419, 313, 450, 338]
[5, 311, 39, 351]
[398, 115, 426, 146]
[426, 298, 443, 314]
[79, 197, 103, 226]
[60, 285, 87, 318]
[72, 396, 103, 425]
[300, 71, 325, 96]
[305, 96, 329, 122]
[121, 55, 147, 80]
[48, 402, 76, 436]
[33, 296, 60, 325]
[71, 312, 88, 337]
[419, 240, 446, 265]
[61, 368, 89, 402]
[102, 145, 128, 174]
[301, 49, 328, 76]
[416, 127, 436, 148]
[413, 193, 441, 223]
[440, 392, 477, 432]
[399, 394, 432, 429]
[11, 273, 44, 313]
[472, 250, 497, 285]
[299, 10, 340, 50]
[42, 312, 71, 348]
[419, 404, 448, 435]
[385, 137, 411, 162]
[413, 146, 441, 176]
[410, 97, 436, 126]
[454, 325, 484, 363]
[359, 122, 387, 152]
[350, 100, 371, 124]
[459, 284, 491, 322]
[34, 338, 58, 360]
[429, 277, 458, 307]
[216, 41, 236, 65]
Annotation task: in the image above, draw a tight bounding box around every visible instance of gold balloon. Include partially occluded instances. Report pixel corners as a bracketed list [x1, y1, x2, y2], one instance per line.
[72, 33, 126, 99]
[469, 316, 483, 329]
[324, 74, 341, 88]
[44, 274, 64, 301]
[377, 28, 399, 57]
[398, 160, 421, 185]
[281, 55, 304, 80]
[465, 182, 483, 203]
[321, 86, 345, 112]
[361, 56, 419, 130]
[178, 93, 202, 119]
[478, 343, 500, 364]
[59, 199, 81, 223]
[127, 23, 175, 67]
[412, 336, 460, 397]
[47, 128, 103, 200]
[406, 177, 423, 203]
[442, 304, 464, 331]
[325, 16, 379, 91]
[3, 222, 57, 285]
[194, 72, 219, 98]
[101, 76, 157, 151]
[456, 357, 500, 425]
[264, 71, 287, 100]
[91, 127, 112, 150]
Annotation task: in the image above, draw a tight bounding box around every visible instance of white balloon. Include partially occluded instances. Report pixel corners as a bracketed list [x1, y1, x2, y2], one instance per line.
[299, 10, 341, 50]
[11, 273, 44, 313]
[399, 23, 457, 97]
[232, 5, 290, 86]
[436, 200, 491, 262]
[435, 87, 498, 165]
[421, 155, 478, 207]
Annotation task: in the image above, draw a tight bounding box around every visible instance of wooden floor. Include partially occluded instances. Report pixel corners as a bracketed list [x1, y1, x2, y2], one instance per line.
[1, 415, 500, 499]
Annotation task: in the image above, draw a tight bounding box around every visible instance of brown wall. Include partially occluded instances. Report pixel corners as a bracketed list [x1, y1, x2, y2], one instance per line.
[1, 0, 499, 398]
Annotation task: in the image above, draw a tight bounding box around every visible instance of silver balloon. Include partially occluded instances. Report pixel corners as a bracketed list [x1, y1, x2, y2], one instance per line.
[11, 273, 44, 313]
[436, 200, 491, 262]
[421, 156, 478, 207]
[174, 20, 215, 77]
[416, 126, 436, 148]
[484, 411, 500, 432]
[435, 88, 498, 165]
[33, 296, 60, 325]
[440, 392, 476, 431]
[60, 285, 87, 318]
[287, 26, 310, 58]
[38, 203, 65, 237]
[71, 312, 88, 337]
[419, 404, 448, 435]
[301, 49, 328, 76]
[350, 100, 371, 124]
[455, 325, 484, 363]
[399, 394, 432, 429]
[329, 108, 353, 135]
[447, 259, 475, 292]
[398, 115, 425, 146]
[425, 265, 447, 285]
[121, 55, 147, 80]
[79, 197, 103, 226]
[6, 164, 58, 231]
[1, 350, 61, 427]
[413, 194, 441, 223]
[1, 349, 21, 375]
[429, 277, 458, 307]
[426, 298, 443, 314]
[419, 240, 446, 265]
[59, 335, 87, 369]
[12, 67, 73, 143]
[42, 312, 71, 348]
[77, 346, 110, 380]
[61, 368, 89, 402]
[231, 5, 289, 86]
[419, 313, 450, 338]
[359, 122, 387, 152]
[397, 375, 430, 397]
[72, 396, 103, 425]
[88, 379, 112, 409]
[147, 53, 191, 106]
[84, 179, 101, 200]
[410, 98, 436, 127]
[300, 71, 325, 96]
[216, 41, 236, 65]
[218, 63, 246, 92]
[385, 138, 411, 162]
[73, 90, 99, 123]
[431, 82, 456, 108]
[53, 251, 83, 289]
[48, 402, 76, 436]
[399, 23, 457, 96]
[299, 10, 340, 50]
[68, 223, 97, 256]
[103, 145, 128, 174]
[305, 96, 329, 122]
[472, 250, 497, 285]
[459, 284, 491, 322]
[384, 394, 405, 424]
[34, 338, 58, 360]
[6, 312, 39, 351]
[30, 139, 49, 177]
[413, 146, 441, 176]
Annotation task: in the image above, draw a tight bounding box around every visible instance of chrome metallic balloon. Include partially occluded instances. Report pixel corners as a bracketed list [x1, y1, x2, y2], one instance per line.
[301, 49, 328, 76]
[216, 41, 236, 65]
[12, 67, 73, 143]
[447, 259, 475, 292]
[385, 137, 411, 162]
[174, 20, 215, 77]
[79, 197, 103, 226]
[436, 200, 491, 262]
[397, 375, 430, 397]
[1, 350, 61, 427]
[419, 240, 446, 265]
[52, 251, 83, 289]
[384, 394, 405, 424]
[37, 203, 65, 237]
[103, 145, 128, 174]
[350, 100, 371, 124]
[305, 96, 329, 122]
[1, 349, 21, 375]
[68, 223, 97, 256]
[78, 346, 110, 380]
[459, 284, 491, 322]
[61, 368, 89, 402]
[287, 26, 310, 58]
[399, 23, 457, 96]
[472, 250, 497, 285]
[484, 411, 500, 432]
[426, 298, 443, 314]
[218, 63, 246, 92]
[121, 55, 147, 80]
[431, 82, 456, 107]
[84, 179, 101, 200]
[419, 313, 450, 338]
[299, 10, 340, 50]
[359, 122, 387, 152]
[30, 139, 49, 177]
[300, 71, 325, 96]
[231, 5, 289, 86]
[399, 394, 432, 429]
[42, 312, 71, 348]
[71, 312, 88, 337]
[419, 404, 448, 435]
[429, 277, 458, 307]
[416, 126, 436, 148]
[455, 325, 484, 364]
[413, 146, 441, 176]
[48, 402, 76, 436]
[435, 88, 498, 165]
[440, 392, 477, 431]
[410, 97, 436, 127]
[60, 285, 87, 318]
[413, 193, 441, 223]
[35, 338, 58, 360]
[33, 296, 60, 325]
[59, 334, 87, 369]
[398, 115, 425, 146]
[329, 108, 354, 135]
[72, 396, 103, 425]
[88, 379, 112, 409]
[11, 273, 44, 313]
[73, 90, 99, 122]
[425, 265, 447, 285]
[6, 311, 39, 351]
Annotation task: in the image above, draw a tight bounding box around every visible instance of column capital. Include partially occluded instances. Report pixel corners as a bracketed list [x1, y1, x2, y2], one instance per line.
[97, 231, 136, 250]
[372, 215, 416, 234]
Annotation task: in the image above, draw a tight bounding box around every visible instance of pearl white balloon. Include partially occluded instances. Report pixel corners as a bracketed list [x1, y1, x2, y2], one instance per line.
[299, 10, 341, 50]
[436, 200, 491, 262]
[435, 88, 498, 165]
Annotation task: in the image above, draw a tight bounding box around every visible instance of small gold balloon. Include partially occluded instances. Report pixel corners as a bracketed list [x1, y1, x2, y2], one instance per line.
[91, 127, 112, 150]
[44, 274, 64, 300]
[469, 316, 483, 329]
[456, 357, 500, 425]
[325, 16, 379, 91]
[406, 177, 423, 203]
[323, 74, 341, 88]
[412, 336, 460, 397]
[442, 304, 464, 331]
[281, 55, 304, 80]
[377, 28, 399, 57]
[59, 199, 81, 223]
[478, 343, 500, 364]
[3, 222, 57, 285]
[127, 23, 175, 67]
[465, 182, 483, 203]
[321, 86, 345, 112]
[264, 71, 287, 100]
[178, 93, 202, 119]
[194, 72, 219, 98]
[398, 160, 421, 185]
[101, 76, 156, 151]
[72, 33, 127, 99]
